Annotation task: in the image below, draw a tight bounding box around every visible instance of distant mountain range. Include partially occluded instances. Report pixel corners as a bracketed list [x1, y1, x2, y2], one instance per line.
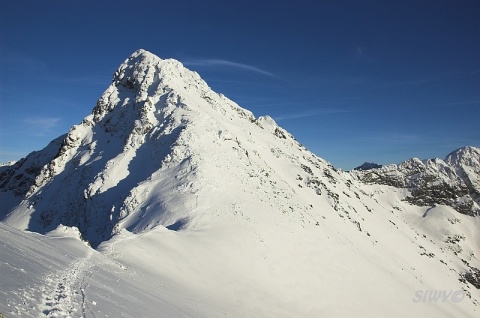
[1, 49, 478, 317]
[353, 146, 480, 216]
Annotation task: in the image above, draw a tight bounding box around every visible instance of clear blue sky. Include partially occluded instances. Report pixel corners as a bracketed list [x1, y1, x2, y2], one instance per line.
[1, 0, 479, 169]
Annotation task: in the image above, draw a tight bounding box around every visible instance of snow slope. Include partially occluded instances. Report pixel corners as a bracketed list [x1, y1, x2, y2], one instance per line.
[1, 49, 479, 317]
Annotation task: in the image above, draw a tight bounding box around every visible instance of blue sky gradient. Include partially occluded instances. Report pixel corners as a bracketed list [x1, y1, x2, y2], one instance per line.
[1, 0, 479, 169]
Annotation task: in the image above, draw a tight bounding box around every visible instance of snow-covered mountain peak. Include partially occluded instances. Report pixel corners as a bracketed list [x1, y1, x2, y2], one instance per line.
[446, 146, 480, 167]
[1, 50, 480, 316]
[112, 49, 203, 91]
[445, 146, 480, 201]
[0, 50, 304, 246]
[91, 49, 254, 128]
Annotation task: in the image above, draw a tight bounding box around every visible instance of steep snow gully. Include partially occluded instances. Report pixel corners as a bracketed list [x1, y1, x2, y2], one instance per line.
[1, 49, 479, 318]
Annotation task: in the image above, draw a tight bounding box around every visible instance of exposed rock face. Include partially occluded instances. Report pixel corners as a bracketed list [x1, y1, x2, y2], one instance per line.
[0, 136, 65, 198]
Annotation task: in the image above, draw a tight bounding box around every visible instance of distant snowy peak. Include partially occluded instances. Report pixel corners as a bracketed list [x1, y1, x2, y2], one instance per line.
[353, 146, 480, 216]
[446, 146, 480, 167]
[445, 146, 480, 183]
[0, 161, 16, 167]
[445, 146, 480, 204]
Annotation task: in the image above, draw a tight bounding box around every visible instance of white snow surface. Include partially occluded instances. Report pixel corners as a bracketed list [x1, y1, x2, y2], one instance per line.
[1, 49, 479, 317]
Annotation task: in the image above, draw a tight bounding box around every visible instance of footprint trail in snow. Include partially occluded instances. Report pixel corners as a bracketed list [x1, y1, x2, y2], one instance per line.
[40, 250, 94, 318]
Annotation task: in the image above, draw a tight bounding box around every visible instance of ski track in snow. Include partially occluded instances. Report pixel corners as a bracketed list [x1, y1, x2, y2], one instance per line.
[40, 249, 94, 318]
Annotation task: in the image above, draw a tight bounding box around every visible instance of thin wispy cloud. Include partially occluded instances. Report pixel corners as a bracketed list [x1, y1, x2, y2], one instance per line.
[23, 117, 61, 136]
[0, 52, 48, 72]
[184, 58, 279, 78]
[274, 109, 351, 121]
